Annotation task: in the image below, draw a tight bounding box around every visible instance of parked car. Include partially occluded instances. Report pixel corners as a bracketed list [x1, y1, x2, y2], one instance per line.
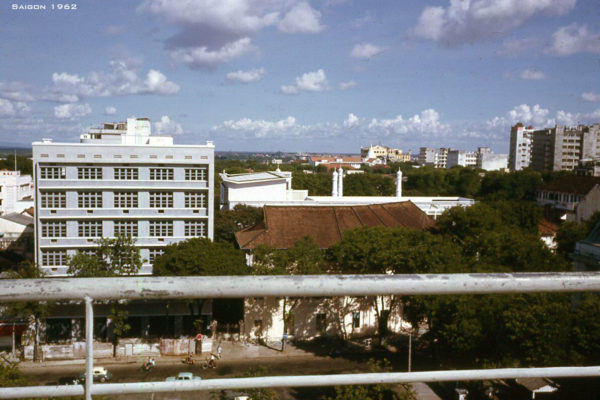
[76, 367, 112, 383]
[165, 372, 202, 381]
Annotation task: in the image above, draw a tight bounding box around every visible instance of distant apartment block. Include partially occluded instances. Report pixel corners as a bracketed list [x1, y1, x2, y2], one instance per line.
[418, 147, 437, 166]
[510, 123, 600, 172]
[32, 117, 214, 277]
[0, 170, 34, 215]
[420, 147, 506, 171]
[447, 149, 478, 168]
[435, 147, 450, 168]
[477, 147, 508, 171]
[509, 123, 534, 171]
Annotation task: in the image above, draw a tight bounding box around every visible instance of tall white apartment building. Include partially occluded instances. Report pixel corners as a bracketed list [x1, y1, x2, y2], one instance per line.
[446, 149, 478, 168]
[0, 170, 34, 215]
[509, 123, 534, 171]
[32, 117, 214, 277]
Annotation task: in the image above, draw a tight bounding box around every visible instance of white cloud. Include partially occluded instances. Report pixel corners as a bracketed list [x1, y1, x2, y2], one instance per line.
[507, 104, 551, 126]
[0, 82, 35, 102]
[339, 80, 357, 90]
[281, 69, 329, 94]
[582, 92, 600, 102]
[226, 68, 266, 83]
[350, 43, 385, 59]
[104, 106, 117, 115]
[212, 116, 306, 138]
[520, 69, 545, 80]
[548, 24, 600, 56]
[170, 38, 253, 69]
[412, 0, 575, 46]
[368, 109, 449, 136]
[47, 59, 180, 99]
[153, 115, 183, 135]
[555, 110, 579, 126]
[0, 99, 30, 117]
[54, 103, 92, 119]
[278, 2, 324, 34]
[343, 113, 359, 128]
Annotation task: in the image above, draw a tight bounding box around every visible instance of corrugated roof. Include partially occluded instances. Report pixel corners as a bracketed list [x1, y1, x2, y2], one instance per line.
[538, 176, 600, 195]
[236, 201, 435, 250]
[223, 171, 287, 183]
[1, 213, 33, 226]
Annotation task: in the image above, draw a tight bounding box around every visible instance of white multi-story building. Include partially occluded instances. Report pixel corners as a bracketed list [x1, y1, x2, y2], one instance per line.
[0, 170, 34, 215]
[446, 150, 478, 168]
[32, 117, 214, 277]
[509, 123, 534, 171]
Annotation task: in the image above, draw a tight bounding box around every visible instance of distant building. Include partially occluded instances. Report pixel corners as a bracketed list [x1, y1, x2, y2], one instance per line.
[509, 123, 534, 171]
[575, 158, 600, 177]
[529, 124, 600, 172]
[435, 147, 450, 168]
[536, 176, 600, 223]
[219, 169, 474, 219]
[0, 170, 34, 215]
[32, 117, 215, 277]
[476, 147, 508, 171]
[419, 147, 437, 166]
[0, 211, 33, 253]
[360, 145, 411, 162]
[446, 150, 478, 168]
[308, 155, 363, 169]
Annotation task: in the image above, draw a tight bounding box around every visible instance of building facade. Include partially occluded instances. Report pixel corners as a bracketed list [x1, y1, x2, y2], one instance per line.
[360, 145, 411, 162]
[0, 170, 34, 215]
[509, 123, 534, 171]
[530, 124, 600, 172]
[446, 150, 478, 168]
[32, 117, 214, 277]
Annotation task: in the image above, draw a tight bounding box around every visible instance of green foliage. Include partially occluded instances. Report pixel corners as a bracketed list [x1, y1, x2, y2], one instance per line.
[323, 359, 415, 400]
[153, 238, 248, 276]
[343, 174, 395, 196]
[67, 235, 142, 277]
[479, 170, 542, 201]
[555, 212, 600, 258]
[0, 154, 32, 176]
[242, 365, 279, 400]
[291, 171, 332, 195]
[214, 204, 264, 244]
[253, 237, 326, 275]
[0, 361, 24, 387]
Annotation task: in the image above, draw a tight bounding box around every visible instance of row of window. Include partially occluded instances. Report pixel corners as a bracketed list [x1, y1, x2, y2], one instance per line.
[41, 191, 206, 208]
[41, 248, 165, 267]
[41, 220, 207, 238]
[40, 167, 208, 181]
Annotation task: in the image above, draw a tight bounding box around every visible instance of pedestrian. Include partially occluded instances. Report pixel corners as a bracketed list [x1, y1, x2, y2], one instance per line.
[217, 343, 222, 359]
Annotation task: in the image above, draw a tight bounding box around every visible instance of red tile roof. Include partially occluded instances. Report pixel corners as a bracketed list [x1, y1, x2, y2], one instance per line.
[539, 218, 559, 235]
[538, 176, 600, 195]
[236, 201, 435, 250]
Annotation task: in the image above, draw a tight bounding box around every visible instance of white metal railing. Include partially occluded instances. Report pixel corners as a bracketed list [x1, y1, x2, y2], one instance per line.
[1, 273, 600, 399]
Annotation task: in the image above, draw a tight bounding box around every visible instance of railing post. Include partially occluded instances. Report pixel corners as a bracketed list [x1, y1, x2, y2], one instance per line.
[85, 297, 94, 400]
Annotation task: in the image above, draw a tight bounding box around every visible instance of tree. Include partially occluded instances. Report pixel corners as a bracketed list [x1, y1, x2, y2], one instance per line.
[153, 238, 248, 333]
[3, 261, 47, 362]
[214, 204, 264, 244]
[67, 235, 142, 357]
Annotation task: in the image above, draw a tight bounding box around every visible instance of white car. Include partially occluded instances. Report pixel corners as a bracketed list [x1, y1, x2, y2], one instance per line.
[165, 372, 202, 381]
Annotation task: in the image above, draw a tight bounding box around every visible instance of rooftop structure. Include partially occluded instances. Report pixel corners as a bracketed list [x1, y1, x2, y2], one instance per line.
[32, 117, 214, 277]
[536, 176, 600, 222]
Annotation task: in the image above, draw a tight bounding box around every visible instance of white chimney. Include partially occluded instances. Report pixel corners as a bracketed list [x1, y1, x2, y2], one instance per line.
[396, 169, 402, 197]
[332, 169, 338, 197]
[338, 167, 343, 197]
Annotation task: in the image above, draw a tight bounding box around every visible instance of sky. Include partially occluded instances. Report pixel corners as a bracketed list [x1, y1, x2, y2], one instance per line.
[1, 0, 599, 154]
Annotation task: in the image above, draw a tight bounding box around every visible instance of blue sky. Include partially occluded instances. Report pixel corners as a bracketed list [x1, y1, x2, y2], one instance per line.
[1, 0, 599, 153]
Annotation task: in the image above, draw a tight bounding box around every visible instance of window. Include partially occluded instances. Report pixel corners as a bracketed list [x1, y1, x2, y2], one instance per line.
[185, 220, 206, 237]
[184, 192, 206, 208]
[149, 192, 173, 208]
[41, 192, 66, 208]
[78, 167, 102, 179]
[40, 167, 65, 179]
[42, 249, 67, 266]
[148, 248, 164, 263]
[149, 221, 172, 237]
[78, 221, 102, 237]
[352, 312, 360, 329]
[114, 221, 138, 237]
[78, 192, 102, 208]
[114, 192, 138, 208]
[185, 168, 206, 181]
[114, 168, 138, 180]
[149, 168, 173, 180]
[41, 221, 66, 237]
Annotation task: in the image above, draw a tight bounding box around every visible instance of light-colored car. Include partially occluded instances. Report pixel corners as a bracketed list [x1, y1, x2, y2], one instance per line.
[165, 372, 202, 381]
[77, 366, 112, 383]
